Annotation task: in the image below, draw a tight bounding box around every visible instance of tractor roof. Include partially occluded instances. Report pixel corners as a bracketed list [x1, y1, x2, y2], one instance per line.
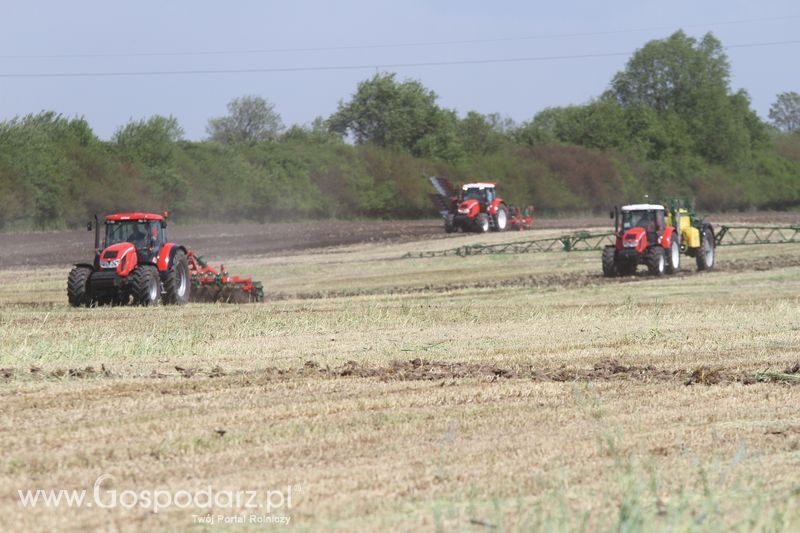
[105, 212, 165, 222]
[462, 182, 496, 190]
[621, 204, 664, 212]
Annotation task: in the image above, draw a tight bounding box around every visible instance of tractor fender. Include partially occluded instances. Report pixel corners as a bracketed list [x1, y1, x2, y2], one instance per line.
[73, 262, 95, 271]
[157, 244, 188, 272]
[487, 198, 505, 215]
[660, 226, 676, 249]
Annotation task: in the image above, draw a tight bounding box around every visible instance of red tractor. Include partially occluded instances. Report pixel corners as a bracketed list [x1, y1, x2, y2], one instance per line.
[602, 202, 715, 277]
[68, 212, 191, 306]
[429, 176, 532, 233]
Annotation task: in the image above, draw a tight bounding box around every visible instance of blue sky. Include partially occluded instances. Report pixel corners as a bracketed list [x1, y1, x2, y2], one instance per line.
[0, 0, 797, 139]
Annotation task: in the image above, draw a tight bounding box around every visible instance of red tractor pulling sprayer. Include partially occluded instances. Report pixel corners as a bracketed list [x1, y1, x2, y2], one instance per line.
[602, 200, 715, 277]
[67, 212, 263, 306]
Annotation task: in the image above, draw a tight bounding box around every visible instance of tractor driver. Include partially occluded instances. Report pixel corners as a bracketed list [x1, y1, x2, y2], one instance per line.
[127, 224, 147, 248]
[636, 212, 656, 233]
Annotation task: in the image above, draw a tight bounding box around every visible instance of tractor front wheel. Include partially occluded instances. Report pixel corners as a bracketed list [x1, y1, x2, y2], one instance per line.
[162, 250, 190, 305]
[475, 213, 490, 233]
[602, 246, 617, 277]
[646, 246, 666, 276]
[696, 225, 715, 271]
[493, 206, 508, 232]
[130, 266, 161, 306]
[67, 266, 93, 307]
[666, 239, 680, 274]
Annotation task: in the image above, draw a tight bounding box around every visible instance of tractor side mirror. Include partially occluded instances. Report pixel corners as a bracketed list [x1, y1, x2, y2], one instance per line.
[87, 221, 93, 231]
[609, 210, 614, 219]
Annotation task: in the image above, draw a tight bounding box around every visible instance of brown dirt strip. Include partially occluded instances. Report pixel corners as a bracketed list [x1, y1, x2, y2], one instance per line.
[3, 359, 798, 387]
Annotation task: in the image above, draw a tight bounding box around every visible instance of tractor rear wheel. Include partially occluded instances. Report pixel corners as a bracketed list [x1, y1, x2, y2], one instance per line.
[696, 225, 715, 271]
[130, 266, 160, 306]
[67, 266, 93, 307]
[162, 250, 190, 305]
[666, 239, 680, 274]
[646, 246, 666, 276]
[602, 246, 617, 277]
[475, 213, 490, 233]
[493, 206, 508, 232]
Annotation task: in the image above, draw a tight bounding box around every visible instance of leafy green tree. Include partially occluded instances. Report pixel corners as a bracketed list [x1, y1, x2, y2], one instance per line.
[329, 73, 461, 159]
[610, 31, 765, 164]
[458, 112, 512, 155]
[610, 31, 730, 113]
[207, 95, 284, 145]
[113, 115, 184, 167]
[281, 116, 340, 145]
[769, 92, 800, 133]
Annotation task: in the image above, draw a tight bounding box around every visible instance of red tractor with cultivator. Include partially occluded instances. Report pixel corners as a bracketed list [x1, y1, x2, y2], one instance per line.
[67, 212, 263, 306]
[429, 176, 533, 233]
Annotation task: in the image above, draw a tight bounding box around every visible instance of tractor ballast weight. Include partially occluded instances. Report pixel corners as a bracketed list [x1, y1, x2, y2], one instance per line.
[67, 212, 263, 306]
[429, 176, 532, 233]
[602, 199, 715, 277]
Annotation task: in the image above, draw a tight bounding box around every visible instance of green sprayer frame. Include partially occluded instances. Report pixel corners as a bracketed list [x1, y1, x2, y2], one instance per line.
[403, 224, 800, 259]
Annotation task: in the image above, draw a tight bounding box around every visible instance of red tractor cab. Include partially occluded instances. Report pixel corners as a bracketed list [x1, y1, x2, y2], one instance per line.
[602, 204, 679, 276]
[67, 212, 190, 306]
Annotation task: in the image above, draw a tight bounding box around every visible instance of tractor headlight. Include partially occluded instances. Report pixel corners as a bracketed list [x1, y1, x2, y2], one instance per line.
[623, 239, 640, 248]
[100, 259, 120, 269]
[458, 207, 470, 214]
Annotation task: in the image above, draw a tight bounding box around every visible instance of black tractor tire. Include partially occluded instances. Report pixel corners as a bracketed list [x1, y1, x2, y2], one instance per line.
[444, 214, 456, 233]
[665, 238, 681, 274]
[130, 266, 161, 306]
[696, 225, 715, 271]
[602, 246, 617, 277]
[646, 246, 666, 276]
[67, 266, 93, 307]
[162, 250, 191, 305]
[493, 205, 509, 232]
[475, 213, 490, 233]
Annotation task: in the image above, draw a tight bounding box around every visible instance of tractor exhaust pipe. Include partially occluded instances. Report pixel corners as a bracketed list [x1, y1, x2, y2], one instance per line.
[611, 206, 619, 234]
[93, 214, 100, 255]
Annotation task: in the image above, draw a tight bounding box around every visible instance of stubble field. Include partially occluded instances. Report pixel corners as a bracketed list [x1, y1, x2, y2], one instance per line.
[1, 219, 799, 531]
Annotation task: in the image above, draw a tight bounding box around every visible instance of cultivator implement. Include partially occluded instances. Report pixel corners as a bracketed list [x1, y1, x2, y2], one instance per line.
[187, 252, 264, 303]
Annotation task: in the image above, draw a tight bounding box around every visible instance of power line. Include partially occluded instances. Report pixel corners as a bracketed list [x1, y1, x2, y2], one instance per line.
[0, 14, 798, 60]
[0, 39, 797, 79]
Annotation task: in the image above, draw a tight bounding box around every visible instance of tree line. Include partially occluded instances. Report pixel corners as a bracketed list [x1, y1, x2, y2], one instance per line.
[1, 30, 799, 229]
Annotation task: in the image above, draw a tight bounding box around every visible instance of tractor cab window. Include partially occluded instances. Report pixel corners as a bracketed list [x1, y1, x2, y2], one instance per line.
[106, 221, 155, 249]
[462, 188, 487, 202]
[622, 210, 657, 231]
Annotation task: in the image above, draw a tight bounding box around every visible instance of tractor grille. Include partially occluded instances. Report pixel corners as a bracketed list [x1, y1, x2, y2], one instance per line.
[88, 271, 123, 292]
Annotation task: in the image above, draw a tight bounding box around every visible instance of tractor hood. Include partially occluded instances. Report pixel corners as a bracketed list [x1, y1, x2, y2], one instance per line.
[621, 227, 647, 251]
[99, 242, 137, 276]
[457, 199, 480, 217]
